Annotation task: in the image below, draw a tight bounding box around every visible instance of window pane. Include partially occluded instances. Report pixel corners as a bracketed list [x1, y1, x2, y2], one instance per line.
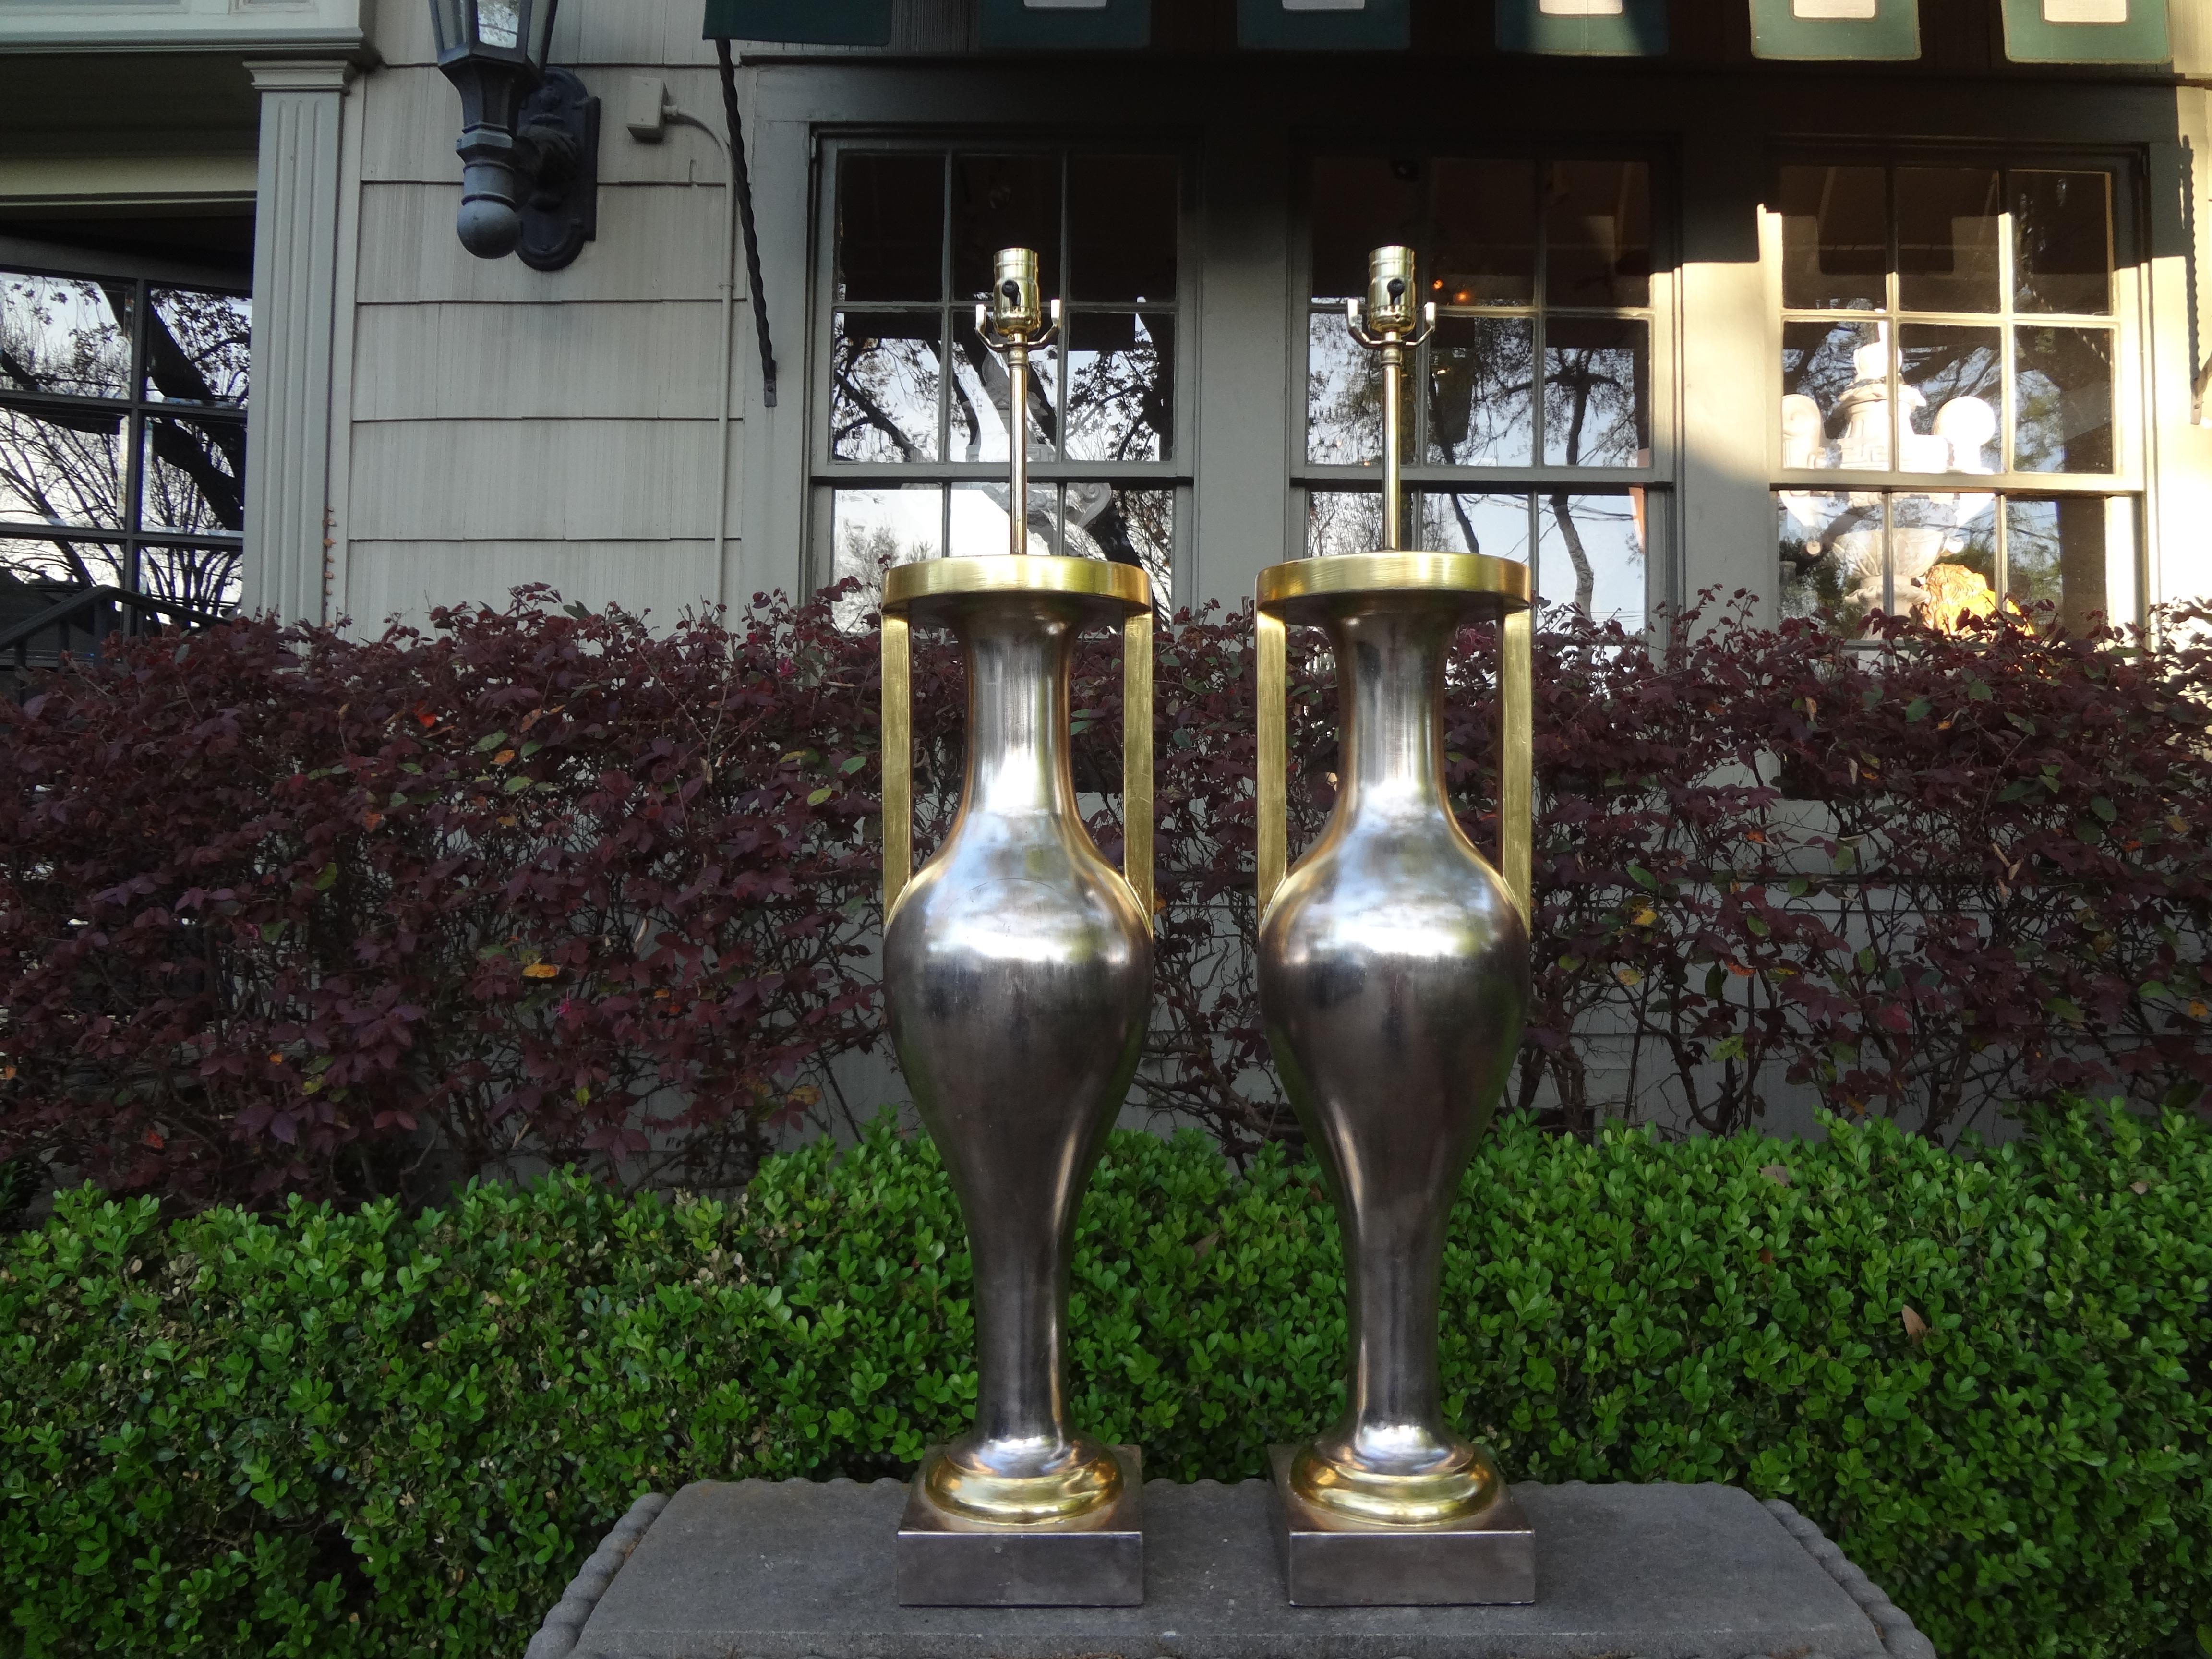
[1542, 316, 1647, 467]
[1893, 491, 1997, 629]
[145, 288, 250, 406]
[952, 155, 1061, 302]
[2015, 325, 2114, 473]
[1307, 488, 1382, 559]
[830, 485, 943, 626]
[1065, 312, 1172, 463]
[1069, 156, 1177, 303]
[1427, 315, 1534, 466]
[1778, 489, 1881, 633]
[2013, 171, 2112, 316]
[952, 481, 1058, 557]
[1781, 317, 1880, 468]
[1896, 167, 2000, 314]
[0, 533, 125, 591]
[1064, 483, 1173, 593]
[1537, 492, 1645, 627]
[1543, 161, 1650, 309]
[0, 399, 126, 527]
[1898, 325, 2000, 474]
[1310, 157, 1424, 304]
[950, 328, 1056, 463]
[1307, 309, 1389, 466]
[1, 272, 132, 399]
[1433, 160, 1536, 306]
[1779, 165, 1885, 311]
[1419, 492, 1532, 563]
[141, 415, 246, 534]
[2006, 496, 2132, 632]
[139, 544, 242, 613]
[830, 311, 942, 463]
[837, 154, 944, 304]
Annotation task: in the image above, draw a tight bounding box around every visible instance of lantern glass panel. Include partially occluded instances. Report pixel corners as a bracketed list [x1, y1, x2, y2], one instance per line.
[476, 0, 522, 49]
[526, 0, 559, 68]
[427, 0, 469, 54]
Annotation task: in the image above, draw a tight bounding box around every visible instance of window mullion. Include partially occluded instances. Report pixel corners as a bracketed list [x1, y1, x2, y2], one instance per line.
[123, 276, 148, 602]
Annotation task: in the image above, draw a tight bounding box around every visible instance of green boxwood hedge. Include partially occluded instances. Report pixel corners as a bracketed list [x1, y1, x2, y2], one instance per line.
[3, 1108, 2207, 1659]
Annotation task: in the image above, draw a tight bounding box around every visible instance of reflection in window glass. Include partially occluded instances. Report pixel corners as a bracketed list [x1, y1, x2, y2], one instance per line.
[1780, 318, 1878, 467]
[1309, 157, 1425, 303]
[1892, 491, 1998, 625]
[836, 154, 945, 304]
[1420, 492, 1532, 563]
[1307, 488, 1384, 559]
[1543, 161, 1650, 308]
[1065, 313, 1172, 464]
[1895, 168, 2000, 314]
[2015, 326, 2114, 473]
[1069, 156, 1178, 302]
[2, 272, 132, 398]
[830, 311, 941, 463]
[1542, 317, 1647, 467]
[1428, 316, 1534, 466]
[1779, 489, 1882, 632]
[1899, 325, 2001, 470]
[952, 481, 1061, 558]
[1778, 165, 1886, 311]
[2006, 496, 2133, 632]
[0, 402, 126, 527]
[830, 485, 944, 625]
[141, 416, 246, 535]
[0, 534, 124, 591]
[1538, 493, 1645, 628]
[145, 289, 251, 405]
[138, 544, 242, 612]
[2013, 171, 2112, 315]
[1063, 484, 1174, 592]
[950, 331, 1056, 465]
[1308, 311, 1386, 466]
[952, 154, 1061, 301]
[1432, 160, 1535, 306]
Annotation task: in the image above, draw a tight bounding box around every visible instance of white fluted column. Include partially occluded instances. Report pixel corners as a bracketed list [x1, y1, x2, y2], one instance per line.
[242, 60, 354, 623]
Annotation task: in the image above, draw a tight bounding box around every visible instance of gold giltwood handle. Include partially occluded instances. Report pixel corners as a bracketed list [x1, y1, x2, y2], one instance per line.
[1254, 562, 1532, 927]
[882, 613, 912, 914]
[878, 582, 1152, 932]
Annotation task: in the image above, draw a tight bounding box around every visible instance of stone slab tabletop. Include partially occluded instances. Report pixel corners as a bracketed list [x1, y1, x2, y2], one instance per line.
[529, 1477, 1936, 1659]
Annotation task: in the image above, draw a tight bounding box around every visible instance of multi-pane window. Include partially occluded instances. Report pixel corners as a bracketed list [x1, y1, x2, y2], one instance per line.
[1299, 155, 1665, 630]
[0, 266, 249, 617]
[1774, 161, 2136, 635]
[816, 145, 1185, 614]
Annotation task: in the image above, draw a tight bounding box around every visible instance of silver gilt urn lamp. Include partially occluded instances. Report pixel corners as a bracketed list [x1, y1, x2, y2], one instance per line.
[1255, 244, 1538, 1606]
[880, 248, 1155, 1608]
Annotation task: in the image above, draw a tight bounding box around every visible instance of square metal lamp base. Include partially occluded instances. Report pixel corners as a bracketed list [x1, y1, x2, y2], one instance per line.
[895, 1445, 1144, 1607]
[1269, 1443, 1536, 1607]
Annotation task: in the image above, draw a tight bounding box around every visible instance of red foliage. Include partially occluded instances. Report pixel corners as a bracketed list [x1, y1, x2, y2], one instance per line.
[2, 586, 2206, 1207]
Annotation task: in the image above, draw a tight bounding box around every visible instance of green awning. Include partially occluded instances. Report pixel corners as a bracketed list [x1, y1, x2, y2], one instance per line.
[1237, 0, 1409, 51]
[980, 0, 1150, 48]
[1495, 0, 1666, 56]
[2000, 0, 2169, 62]
[1750, 0, 1920, 60]
[701, 0, 2170, 62]
[700, 0, 890, 45]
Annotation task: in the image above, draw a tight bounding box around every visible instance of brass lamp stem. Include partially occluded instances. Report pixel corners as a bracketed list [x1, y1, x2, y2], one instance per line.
[978, 247, 1061, 557]
[1346, 245, 1435, 554]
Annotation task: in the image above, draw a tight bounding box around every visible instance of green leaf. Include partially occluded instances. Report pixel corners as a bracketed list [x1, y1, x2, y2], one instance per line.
[313, 862, 338, 891]
[474, 731, 508, 753]
[1628, 864, 1658, 891]
[840, 755, 867, 775]
[1904, 697, 1932, 723]
[2092, 796, 2118, 823]
[807, 787, 834, 806]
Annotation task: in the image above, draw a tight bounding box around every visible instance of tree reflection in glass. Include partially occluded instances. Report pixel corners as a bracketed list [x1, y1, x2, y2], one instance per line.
[2015, 325, 2114, 472]
[831, 311, 942, 463]
[1538, 493, 1644, 628]
[1427, 316, 1532, 467]
[1542, 317, 1647, 468]
[1064, 313, 1170, 464]
[1419, 492, 1531, 564]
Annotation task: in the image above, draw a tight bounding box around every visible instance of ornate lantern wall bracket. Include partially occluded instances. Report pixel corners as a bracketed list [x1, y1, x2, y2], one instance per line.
[429, 0, 601, 270]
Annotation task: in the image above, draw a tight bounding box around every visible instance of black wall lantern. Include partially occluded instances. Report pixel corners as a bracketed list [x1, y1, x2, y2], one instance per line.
[429, 0, 600, 269]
